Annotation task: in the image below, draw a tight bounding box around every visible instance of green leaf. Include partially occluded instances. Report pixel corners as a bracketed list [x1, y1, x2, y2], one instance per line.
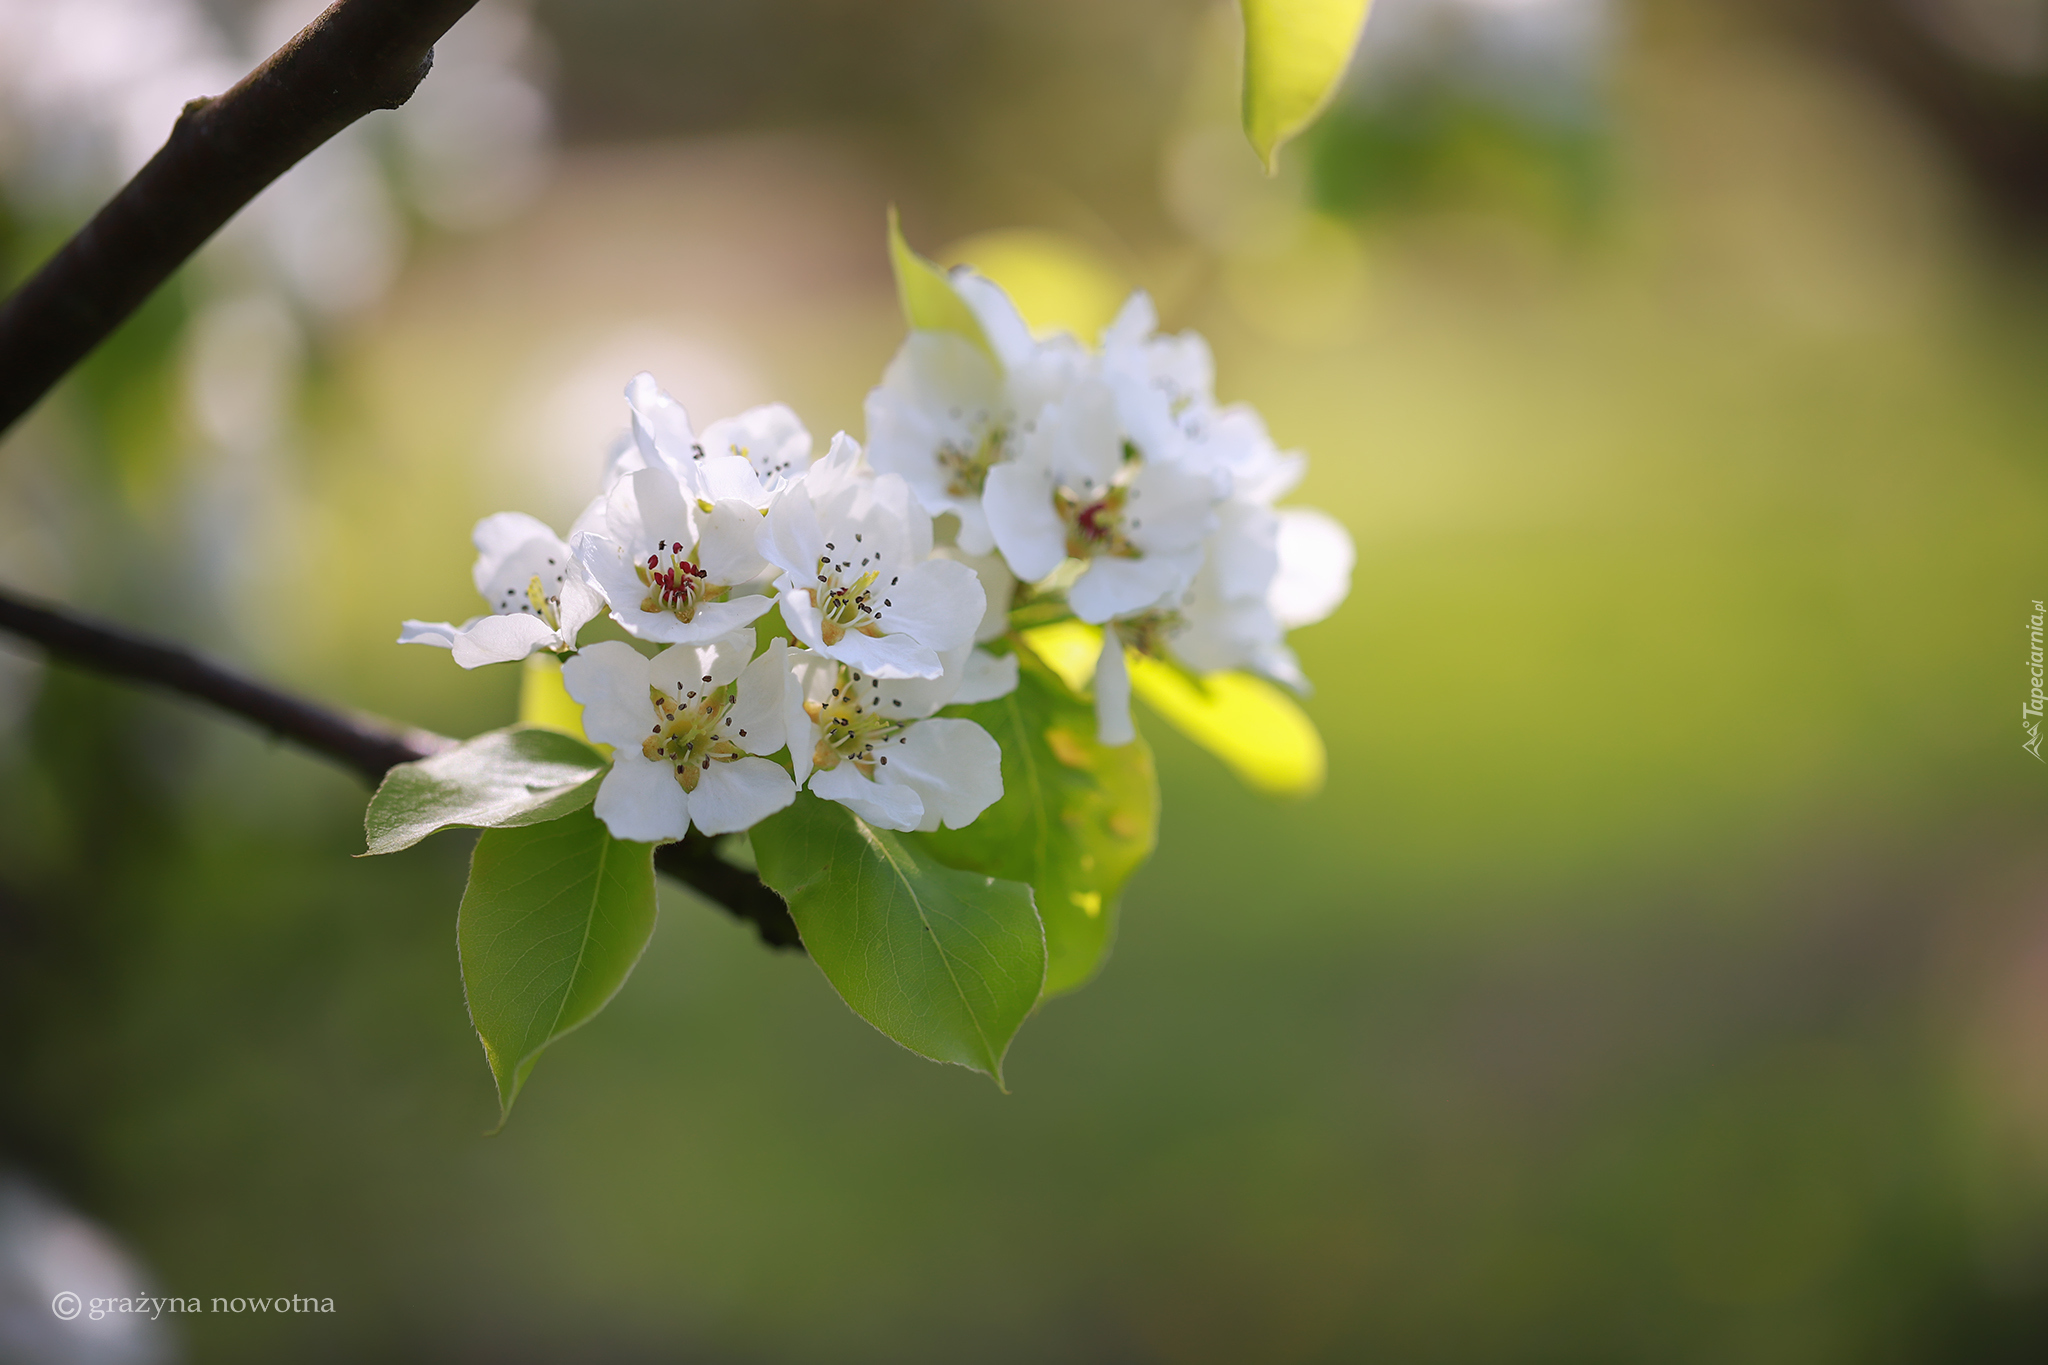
[750, 792, 1044, 1083]
[887, 205, 995, 360]
[918, 650, 1159, 996]
[519, 652, 589, 739]
[1022, 622, 1326, 798]
[363, 726, 605, 855]
[1239, 0, 1373, 173]
[1126, 653, 1327, 798]
[458, 806, 657, 1122]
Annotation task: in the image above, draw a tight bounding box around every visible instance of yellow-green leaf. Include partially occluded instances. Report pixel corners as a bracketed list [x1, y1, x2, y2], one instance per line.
[1239, 0, 1373, 173]
[1021, 621, 1326, 798]
[519, 653, 587, 739]
[887, 205, 994, 359]
[919, 649, 1159, 996]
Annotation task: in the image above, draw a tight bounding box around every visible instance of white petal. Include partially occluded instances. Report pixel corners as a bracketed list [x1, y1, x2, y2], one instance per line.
[562, 640, 654, 747]
[1271, 508, 1354, 629]
[786, 650, 831, 787]
[827, 628, 943, 681]
[625, 372, 697, 478]
[1068, 549, 1202, 625]
[649, 629, 754, 696]
[398, 619, 461, 650]
[1094, 632, 1135, 746]
[949, 270, 1037, 370]
[1127, 460, 1224, 556]
[470, 511, 560, 590]
[808, 762, 924, 831]
[448, 613, 562, 669]
[982, 461, 1065, 583]
[689, 453, 770, 508]
[594, 755, 691, 844]
[618, 593, 777, 647]
[554, 566, 605, 646]
[879, 718, 1004, 832]
[760, 480, 826, 579]
[689, 757, 796, 834]
[872, 557, 982, 656]
[695, 499, 772, 584]
[953, 648, 1019, 705]
[728, 638, 789, 755]
[702, 402, 812, 491]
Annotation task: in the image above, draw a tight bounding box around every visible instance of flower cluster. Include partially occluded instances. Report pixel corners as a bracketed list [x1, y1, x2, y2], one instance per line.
[400, 264, 1351, 845]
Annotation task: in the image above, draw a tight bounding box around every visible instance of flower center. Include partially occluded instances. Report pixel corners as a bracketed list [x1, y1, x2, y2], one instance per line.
[805, 536, 897, 646]
[1114, 607, 1184, 658]
[1056, 484, 1141, 560]
[521, 576, 564, 630]
[936, 422, 1008, 498]
[804, 667, 906, 777]
[635, 539, 728, 621]
[641, 672, 749, 793]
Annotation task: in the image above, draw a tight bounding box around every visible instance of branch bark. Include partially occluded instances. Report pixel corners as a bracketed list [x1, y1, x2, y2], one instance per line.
[0, 0, 483, 437]
[0, 588, 803, 951]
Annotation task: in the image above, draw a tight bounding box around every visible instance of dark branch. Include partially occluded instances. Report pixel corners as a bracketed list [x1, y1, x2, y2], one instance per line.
[658, 836, 803, 950]
[0, 588, 444, 785]
[0, 0, 483, 437]
[0, 587, 803, 952]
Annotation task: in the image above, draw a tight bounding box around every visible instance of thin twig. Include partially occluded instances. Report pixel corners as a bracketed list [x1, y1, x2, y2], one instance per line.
[0, 588, 803, 951]
[0, 0, 482, 437]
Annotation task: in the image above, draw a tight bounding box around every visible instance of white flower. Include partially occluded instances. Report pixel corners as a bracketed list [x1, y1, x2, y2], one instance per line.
[572, 460, 777, 646]
[864, 275, 1088, 556]
[786, 650, 1002, 833]
[622, 372, 775, 508]
[399, 511, 602, 668]
[562, 633, 795, 843]
[1089, 500, 1355, 743]
[982, 375, 1223, 625]
[1102, 292, 1304, 504]
[700, 403, 811, 495]
[760, 433, 984, 680]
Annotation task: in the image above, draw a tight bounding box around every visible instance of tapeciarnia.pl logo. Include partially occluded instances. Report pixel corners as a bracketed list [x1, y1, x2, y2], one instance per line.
[2026, 600, 2044, 761]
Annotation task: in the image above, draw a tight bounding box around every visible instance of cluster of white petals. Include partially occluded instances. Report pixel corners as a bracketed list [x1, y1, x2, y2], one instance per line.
[868, 277, 1354, 743]
[399, 266, 1352, 840]
[402, 373, 1009, 843]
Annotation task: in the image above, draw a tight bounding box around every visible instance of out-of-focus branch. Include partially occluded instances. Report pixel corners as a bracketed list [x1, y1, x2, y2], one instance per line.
[0, 0, 483, 437]
[0, 589, 446, 784]
[0, 587, 805, 952]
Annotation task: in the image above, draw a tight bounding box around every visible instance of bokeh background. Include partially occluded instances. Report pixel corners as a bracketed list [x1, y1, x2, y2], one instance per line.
[4, 0, 2048, 1360]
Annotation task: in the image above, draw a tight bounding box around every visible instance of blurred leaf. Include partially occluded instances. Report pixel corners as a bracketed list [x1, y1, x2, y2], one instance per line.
[363, 728, 605, 855]
[1018, 621, 1100, 694]
[751, 792, 1044, 1083]
[1022, 622, 1326, 796]
[459, 806, 657, 1122]
[940, 229, 1128, 343]
[1130, 655, 1326, 796]
[520, 653, 589, 738]
[888, 205, 994, 359]
[1239, 0, 1373, 173]
[920, 650, 1158, 995]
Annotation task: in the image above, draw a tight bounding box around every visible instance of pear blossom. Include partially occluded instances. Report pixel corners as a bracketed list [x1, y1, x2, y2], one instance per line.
[1089, 500, 1356, 743]
[573, 460, 777, 647]
[399, 511, 602, 668]
[562, 633, 795, 843]
[864, 273, 1087, 556]
[982, 374, 1223, 625]
[760, 433, 984, 680]
[622, 372, 776, 508]
[700, 402, 811, 495]
[785, 650, 1002, 833]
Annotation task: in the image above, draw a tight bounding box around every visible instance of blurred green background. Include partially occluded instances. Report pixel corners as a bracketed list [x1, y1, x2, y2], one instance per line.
[4, 0, 2048, 1360]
